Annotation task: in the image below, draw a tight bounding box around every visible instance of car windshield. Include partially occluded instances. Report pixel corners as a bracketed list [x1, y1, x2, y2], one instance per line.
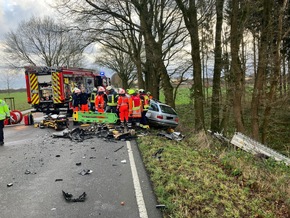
[160, 105, 177, 115]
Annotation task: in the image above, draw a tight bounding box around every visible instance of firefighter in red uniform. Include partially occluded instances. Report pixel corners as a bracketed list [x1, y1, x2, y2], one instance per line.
[95, 86, 106, 113]
[117, 88, 130, 127]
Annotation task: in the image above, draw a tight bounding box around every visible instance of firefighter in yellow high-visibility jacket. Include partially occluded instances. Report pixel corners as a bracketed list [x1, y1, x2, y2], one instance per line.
[0, 99, 10, 146]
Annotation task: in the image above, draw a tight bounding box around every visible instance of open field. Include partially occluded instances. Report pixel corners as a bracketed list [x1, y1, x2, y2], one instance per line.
[0, 91, 31, 111]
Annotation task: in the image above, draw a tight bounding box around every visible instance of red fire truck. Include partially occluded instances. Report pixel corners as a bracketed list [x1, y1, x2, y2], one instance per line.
[24, 66, 110, 115]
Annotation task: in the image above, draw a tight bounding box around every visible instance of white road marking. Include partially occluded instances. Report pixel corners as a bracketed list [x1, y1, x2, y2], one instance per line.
[126, 141, 148, 218]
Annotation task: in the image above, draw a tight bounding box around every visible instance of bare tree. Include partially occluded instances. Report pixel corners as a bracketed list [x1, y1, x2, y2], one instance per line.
[3, 16, 85, 67]
[95, 45, 136, 90]
[53, 0, 187, 107]
[0, 68, 22, 94]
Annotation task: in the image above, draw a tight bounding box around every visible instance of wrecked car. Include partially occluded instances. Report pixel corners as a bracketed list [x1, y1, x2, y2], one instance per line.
[145, 100, 179, 128]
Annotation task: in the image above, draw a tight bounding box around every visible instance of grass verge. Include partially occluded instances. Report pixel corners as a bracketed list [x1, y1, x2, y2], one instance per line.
[138, 133, 290, 218]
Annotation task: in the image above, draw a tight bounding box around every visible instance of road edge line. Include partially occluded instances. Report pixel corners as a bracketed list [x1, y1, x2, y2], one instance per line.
[126, 140, 148, 218]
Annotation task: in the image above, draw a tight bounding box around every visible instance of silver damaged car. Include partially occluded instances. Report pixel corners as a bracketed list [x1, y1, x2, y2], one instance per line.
[145, 100, 179, 128]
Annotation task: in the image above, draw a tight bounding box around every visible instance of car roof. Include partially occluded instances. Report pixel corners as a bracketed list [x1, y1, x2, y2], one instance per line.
[150, 99, 168, 106]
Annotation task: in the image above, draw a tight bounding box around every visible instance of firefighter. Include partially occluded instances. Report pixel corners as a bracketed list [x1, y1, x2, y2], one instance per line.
[90, 87, 98, 111]
[105, 86, 118, 113]
[139, 89, 150, 127]
[79, 87, 89, 112]
[147, 91, 153, 100]
[72, 88, 81, 112]
[128, 89, 142, 128]
[95, 86, 106, 113]
[0, 99, 10, 146]
[117, 88, 130, 128]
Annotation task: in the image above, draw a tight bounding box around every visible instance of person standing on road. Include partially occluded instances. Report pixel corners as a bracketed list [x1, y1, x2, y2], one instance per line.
[79, 87, 89, 112]
[117, 88, 130, 128]
[95, 86, 106, 113]
[72, 88, 81, 112]
[105, 86, 118, 113]
[90, 87, 98, 111]
[0, 99, 10, 146]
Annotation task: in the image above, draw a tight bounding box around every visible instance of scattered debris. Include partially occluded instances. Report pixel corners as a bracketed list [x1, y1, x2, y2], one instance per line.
[207, 130, 230, 144]
[79, 169, 93, 176]
[114, 145, 124, 152]
[62, 190, 86, 202]
[55, 179, 63, 182]
[24, 170, 36, 175]
[39, 114, 68, 130]
[153, 148, 164, 158]
[121, 201, 125, 206]
[51, 123, 163, 143]
[7, 183, 13, 187]
[156, 204, 166, 209]
[157, 131, 184, 141]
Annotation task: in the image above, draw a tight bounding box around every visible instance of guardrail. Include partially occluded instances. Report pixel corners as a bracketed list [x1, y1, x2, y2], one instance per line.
[230, 132, 290, 166]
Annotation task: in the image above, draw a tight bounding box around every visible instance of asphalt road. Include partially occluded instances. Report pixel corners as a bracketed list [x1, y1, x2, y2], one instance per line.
[0, 114, 163, 218]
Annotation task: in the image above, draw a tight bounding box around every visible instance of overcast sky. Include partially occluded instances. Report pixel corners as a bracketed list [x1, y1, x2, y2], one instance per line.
[0, 1, 112, 89]
[0, 0, 55, 39]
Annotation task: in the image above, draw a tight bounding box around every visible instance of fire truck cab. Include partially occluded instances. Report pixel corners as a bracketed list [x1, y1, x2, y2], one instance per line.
[24, 66, 110, 116]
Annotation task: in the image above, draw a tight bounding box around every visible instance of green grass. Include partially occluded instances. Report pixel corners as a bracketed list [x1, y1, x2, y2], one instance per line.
[0, 91, 31, 111]
[140, 86, 290, 217]
[138, 135, 290, 217]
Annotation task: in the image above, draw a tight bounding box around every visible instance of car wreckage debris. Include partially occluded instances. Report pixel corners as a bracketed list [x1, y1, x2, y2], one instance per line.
[24, 170, 36, 175]
[51, 123, 140, 142]
[157, 131, 185, 141]
[62, 190, 86, 202]
[79, 169, 93, 176]
[114, 145, 124, 152]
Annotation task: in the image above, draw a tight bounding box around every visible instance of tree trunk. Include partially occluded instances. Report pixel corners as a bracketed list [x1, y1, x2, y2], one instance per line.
[230, 0, 245, 133]
[139, 5, 174, 106]
[211, 0, 224, 133]
[175, 0, 205, 131]
[261, 0, 286, 143]
[251, 0, 272, 140]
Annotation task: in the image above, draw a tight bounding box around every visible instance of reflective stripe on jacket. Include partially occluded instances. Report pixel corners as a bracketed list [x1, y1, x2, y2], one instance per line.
[117, 96, 129, 108]
[0, 100, 10, 120]
[90, 92, 97, 103]
[140, 94, 149, 111]
[129, 95, 142, 118]
[107, 93, 118, 106]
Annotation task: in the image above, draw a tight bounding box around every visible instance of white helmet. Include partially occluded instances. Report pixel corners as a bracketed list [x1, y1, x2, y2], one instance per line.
[106, 86, 112, 91]
[98, 86, 105, 92]
[74, 88, 81, 93]
[118, 88, 125, 94]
